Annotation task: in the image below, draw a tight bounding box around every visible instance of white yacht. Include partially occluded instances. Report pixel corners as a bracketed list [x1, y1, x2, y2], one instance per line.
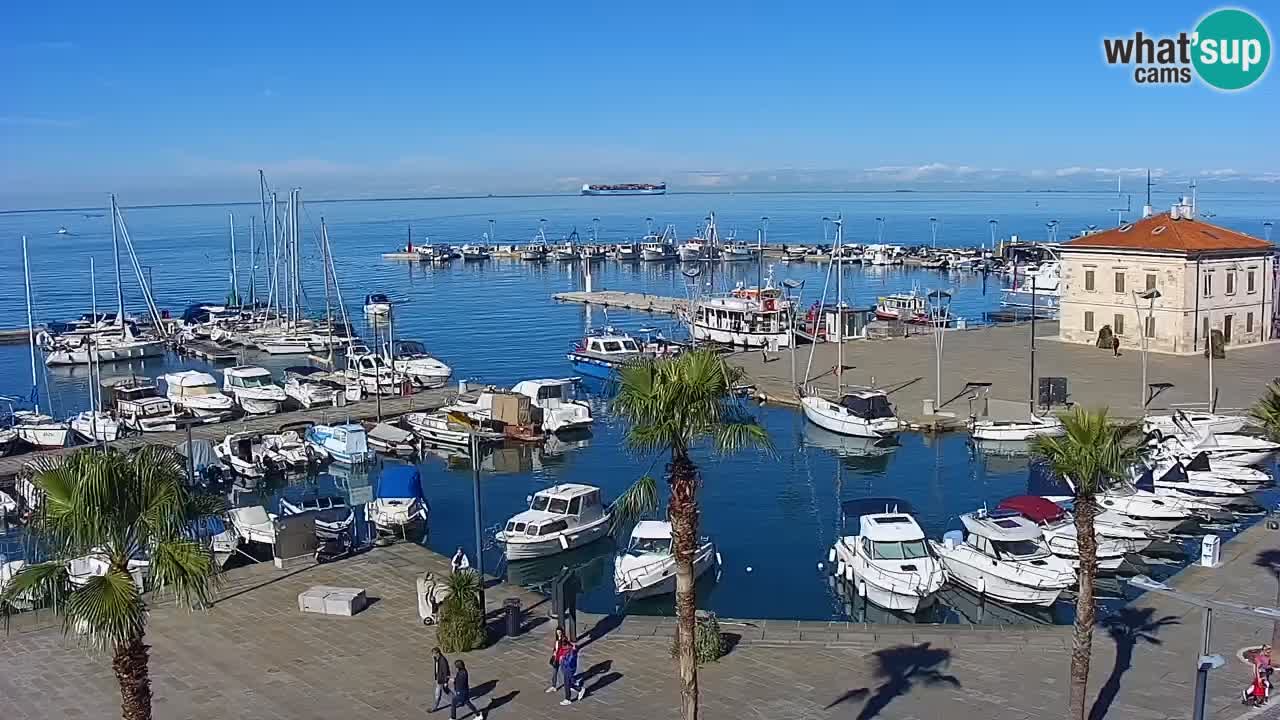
[511, 379, 592, 434]
[688, 274, 793, 349]
[614, 520, 719, 599]
[282, 366, 342, 409]
[363, 293, 393, 317]
[222, 365, 287, 415]
[389, 341, 452, 389]
[1143, 411, 1248, 437]
[801, 390, 901, 439]
[162, 371, 234, 422]
[996, 496, 1148, 571]
[102, 378, 180, 433]
[828, 498, 945, 613]
[496, 484, 611, 560]
[1147, 461, 1249, 506]
[930, 509, 1075, 606]
[344, 347, 403, 396]
[69, 410, 121, 443]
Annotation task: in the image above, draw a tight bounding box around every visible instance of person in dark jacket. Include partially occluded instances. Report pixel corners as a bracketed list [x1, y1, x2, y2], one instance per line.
[430, 647, 452, 713]
[450, 659, 484, 720]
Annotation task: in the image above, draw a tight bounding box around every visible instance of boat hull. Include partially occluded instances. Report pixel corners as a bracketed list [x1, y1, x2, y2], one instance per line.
[502, 517, 611, 560]
[690, 322, 792, 349]
[801, 396, 899, 439]
[16, 424, 69, 449]
[970, 421, 1065, 442]
[615, 542, 717, 599]
[832, 542, 943, 613]
[44, 339, 166, 366]
[931, 546, 1068, 607]
[568, 354, 620, 381]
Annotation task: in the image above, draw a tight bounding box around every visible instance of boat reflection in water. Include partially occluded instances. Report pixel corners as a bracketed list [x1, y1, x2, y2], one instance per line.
[934, 585, 1064, 626]
[970, 438, 1033, 457]
[802, 423, 900, 474]
[503, 536, 616, 594]
[829, 573, 950, 625]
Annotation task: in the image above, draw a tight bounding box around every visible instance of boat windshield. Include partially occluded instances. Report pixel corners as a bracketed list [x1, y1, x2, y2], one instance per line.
[621, 340, 639, 352]
[870, 540, 929, 560]
[629, 537, 672, 554]
[183, 385, 221, 397]
[530, 495, 570, 514]
[992, 539, 1046, 559]
[234, 375, 272, 389]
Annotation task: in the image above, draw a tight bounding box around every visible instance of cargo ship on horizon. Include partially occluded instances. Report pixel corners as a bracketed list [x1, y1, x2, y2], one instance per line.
[581, 182, 666, 196]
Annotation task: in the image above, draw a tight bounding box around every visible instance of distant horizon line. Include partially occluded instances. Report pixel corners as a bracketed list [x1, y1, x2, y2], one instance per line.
[2, 185, 1277, 216]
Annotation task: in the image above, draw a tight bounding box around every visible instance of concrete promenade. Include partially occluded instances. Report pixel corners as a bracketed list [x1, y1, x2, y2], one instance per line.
[4, 521, 1279, 719]
[734, 321, 1280, 425]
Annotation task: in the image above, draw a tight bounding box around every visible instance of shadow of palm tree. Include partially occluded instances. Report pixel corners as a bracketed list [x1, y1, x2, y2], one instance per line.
[1088, 607, 1180, 720]
[825, 642, 960, 720]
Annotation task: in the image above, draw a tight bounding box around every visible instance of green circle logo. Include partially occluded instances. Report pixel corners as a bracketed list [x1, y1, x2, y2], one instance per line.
[1193, 8, 1271, 90]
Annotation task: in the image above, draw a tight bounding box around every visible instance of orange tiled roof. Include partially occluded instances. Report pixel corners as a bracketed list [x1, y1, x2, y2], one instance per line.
[1062, 213, 1273, 253]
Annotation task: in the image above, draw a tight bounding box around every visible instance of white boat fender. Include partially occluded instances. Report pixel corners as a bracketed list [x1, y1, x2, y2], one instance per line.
[715, 551, 723, 567]
[827, 547, 837, 563]
[845, 565, 855, 583]
[976, 576, 986, 595]
[856, 579, 867, 598]
[559, 535, 570, 550]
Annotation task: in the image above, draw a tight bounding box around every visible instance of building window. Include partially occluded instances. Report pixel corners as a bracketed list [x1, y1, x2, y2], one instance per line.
[1114, 272, 1125, 293]
[1224, 315, 1234, 343]
[1113, 314, 1124, 336]
[1145, 273, 1157, 292]
[1084, 270, 1095, 292]
[1084, 311, 1094, 332]
[1247, 312, 1255, 333]
[1226, 271, 1236, 295]
[1247, 270, 1257, 293]
[1203, 273, 1213, 297]
[1144, 315, 1155, 338]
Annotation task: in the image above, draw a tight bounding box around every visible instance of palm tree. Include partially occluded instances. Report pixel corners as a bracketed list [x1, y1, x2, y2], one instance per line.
[612, 349, 770, 720]
[1250, 381, 1280, 441]
[0, 446, 223, 720]
[1030, 407, 1139, 720]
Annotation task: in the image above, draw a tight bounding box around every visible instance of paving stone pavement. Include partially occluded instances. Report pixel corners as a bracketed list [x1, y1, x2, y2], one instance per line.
[2, 523, 1278, 720]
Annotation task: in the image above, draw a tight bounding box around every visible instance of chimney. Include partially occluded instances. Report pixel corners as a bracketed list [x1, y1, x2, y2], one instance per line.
[1142, 204, 1153, 218]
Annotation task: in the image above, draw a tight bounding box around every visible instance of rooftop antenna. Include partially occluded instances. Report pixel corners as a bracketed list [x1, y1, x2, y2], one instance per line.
[1108, 175, 1131, 227]
[1264, 221, 1273, 243]
[929, 217, 938, 249]
[1143, 169, 1155, 217]
[1189, 178, 1198, 218]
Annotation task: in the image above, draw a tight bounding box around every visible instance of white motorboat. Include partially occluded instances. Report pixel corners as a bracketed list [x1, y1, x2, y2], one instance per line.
[66, 552, 150, 591]
[0, 490, 18, 518]
[510, 379, 592, 434]
[344, 347, 403, 396]
[214, 431, 272, 479]
[801, 390, 901, 439]
[0, 426, 17, 457]
[304, 423, 370, 465]
[279, 493, 353, 535]
[403, 410, 473, 447]
[262, 430, 320, 470]
[41, 329, 166, 366]
[1147, 461, 1249, 506]
[1164, 431, 1279, 468]
[282, 366, 341, 409]
[366, 464, 427, 532]
[930, 509, 1075, 606]
[102, 378, 180, 433]
[1143, 410, 1249, 438]
[69, 410, 121, 443]
[995, 496, 1141, 570]
[828, 498, 945, 612]
[222, 365, 287, 415]
[460, 244, 490, 261]
[1169, 450, 1274, 487]
[496, 484, 611, 560]
[969, 400, 1065, 442]
[614, 520, 719, 599]
[614, 242, 641, 261]
[366, 421, 417, 456]
[363, 293, 393, 317]
[0, 558, 38, 610]
[162, 370, 234, 421]
[12, 410, 69, 449]
[227, 505, 277, 545]
[389, 341, 452, 389]
[1093, 474, 1204, 533]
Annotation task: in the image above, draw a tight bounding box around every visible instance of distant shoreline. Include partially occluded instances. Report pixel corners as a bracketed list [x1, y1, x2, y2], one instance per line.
[1, 186, 1272, 216]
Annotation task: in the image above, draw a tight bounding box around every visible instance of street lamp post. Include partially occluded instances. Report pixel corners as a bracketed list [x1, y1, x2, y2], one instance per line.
[928, 290, 953, 407]
[929, 217, 938, 249]
[784, 279, 804, 392]
[469, 428, 486, 615]
[1132, 288, 1161, 411]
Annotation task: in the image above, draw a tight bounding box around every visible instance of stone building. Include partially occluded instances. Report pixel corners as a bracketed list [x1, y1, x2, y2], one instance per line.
[1057, 202, 1276, 355]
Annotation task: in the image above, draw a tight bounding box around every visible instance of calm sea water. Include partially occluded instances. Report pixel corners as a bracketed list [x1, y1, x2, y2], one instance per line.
[2, 190, 1277, 622]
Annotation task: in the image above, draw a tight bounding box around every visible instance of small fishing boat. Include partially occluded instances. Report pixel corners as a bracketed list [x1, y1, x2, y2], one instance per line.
[102, 378, 180, 433]
[511, 378, 593, 434]
[366, 421, 417, 456]
[781, 246, 809, 262]
[614, 520, 719, 599]
[641, 240, 678, 262]
[496, 484, 611, 560]
[582, 244, 609, 262]
[614, 242, 641, 261]
[282, 366, 342, 409]
[366, 464, 427, 533]
[304, 423, 370, 465]
[828, 498, 945, 612]
[222, 365, 287, 415]
[460, 244, 490, 261]
[720, 240, 759, 262]
[874, 291, 933, 324]
[363, 293, 393, 317]
[930, 508, 1075, 606]
[566, 329, 681, 381]
[552, 234, 580, 261]
[163, 370, 234, 422]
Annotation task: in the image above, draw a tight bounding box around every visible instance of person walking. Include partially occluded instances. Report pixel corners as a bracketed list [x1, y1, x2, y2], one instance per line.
[545, 628, 570, 693]
[450, 660, 484, 720]
[1112, 335, 1121, 357]
[1256, 645, 1273, 688]
[430, 647, 452, 713]
[559, 640, 584, 705]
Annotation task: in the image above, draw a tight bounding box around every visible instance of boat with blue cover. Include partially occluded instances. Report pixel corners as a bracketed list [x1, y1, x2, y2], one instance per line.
[366, 464, 427, 533]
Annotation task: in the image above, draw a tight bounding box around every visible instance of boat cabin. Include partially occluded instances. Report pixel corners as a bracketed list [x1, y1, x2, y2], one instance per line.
[164, 371, 223, 399]
[503, 483, 605, 537]
[395, 340, 431, 358]
[625, 520, 674, 555]
[839, 391, 895, 421]
[580, 334, 640, 357]
[875, 293, 928, 321]
[692, 296, 790, 335]
[365, 293, 390, 305]
[224, 365, 276, 390]
[953, 510, 1052, 561]
[996, 496, 1069, 527]
[512, 378, 580, 405]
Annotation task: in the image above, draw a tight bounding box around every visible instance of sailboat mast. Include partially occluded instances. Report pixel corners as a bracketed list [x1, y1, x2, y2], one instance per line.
[111, 194, 125, 327]
[271, 192, 280, 318]
[249, 215, 257, 306]
[835, 216, 843, 398]
[321, 218, 333, 349]
[22, 236, 39, 413]
[229, 212, 239, 305]
[89, 257, 99, 414]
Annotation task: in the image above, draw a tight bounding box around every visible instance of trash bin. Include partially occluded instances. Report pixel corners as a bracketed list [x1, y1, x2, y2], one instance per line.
[503, 597, 521, 637]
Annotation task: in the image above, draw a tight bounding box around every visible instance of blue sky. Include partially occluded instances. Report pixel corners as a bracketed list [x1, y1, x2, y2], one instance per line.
[1, 1, 1277, 208]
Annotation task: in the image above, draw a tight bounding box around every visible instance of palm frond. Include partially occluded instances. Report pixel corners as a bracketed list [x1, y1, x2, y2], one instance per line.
[1251, 381, 1280, 441]
[610, 474, 660, 534]
[149, 539, 217, 609]
[64, 568, 146, 652]
[1030, 407, 1139, 497]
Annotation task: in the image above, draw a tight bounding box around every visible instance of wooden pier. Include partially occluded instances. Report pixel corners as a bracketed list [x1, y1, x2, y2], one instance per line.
[552, 290, 687, 315]
[0, 388, 454, 483]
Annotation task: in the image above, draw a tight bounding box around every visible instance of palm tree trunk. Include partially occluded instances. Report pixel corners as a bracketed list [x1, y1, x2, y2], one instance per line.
[1069, 496, 1099, 720]
[669, 450, 700, 720]
[112, 632, 152, 720]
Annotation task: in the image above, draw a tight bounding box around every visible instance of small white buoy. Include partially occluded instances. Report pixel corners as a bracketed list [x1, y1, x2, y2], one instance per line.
[745, 566, 753, 573]
[816, 562, 824, 571]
